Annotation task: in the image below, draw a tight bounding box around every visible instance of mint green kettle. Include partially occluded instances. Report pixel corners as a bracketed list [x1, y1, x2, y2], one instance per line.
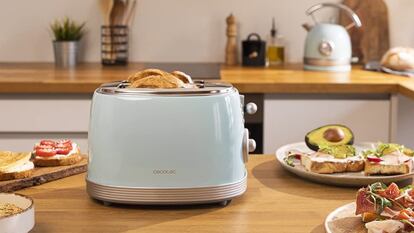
[303, 3, 362, 72]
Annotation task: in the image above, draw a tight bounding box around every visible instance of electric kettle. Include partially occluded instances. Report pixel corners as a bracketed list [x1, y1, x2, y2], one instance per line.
[303, 3, 362, 72]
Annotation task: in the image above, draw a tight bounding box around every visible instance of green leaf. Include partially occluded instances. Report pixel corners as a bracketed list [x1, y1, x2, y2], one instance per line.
[50, 17, 85, 41]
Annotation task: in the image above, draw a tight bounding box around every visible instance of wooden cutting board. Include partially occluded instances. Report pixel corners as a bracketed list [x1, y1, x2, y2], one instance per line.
[339, 0, 390, 63]
[0, 156, 87, 192]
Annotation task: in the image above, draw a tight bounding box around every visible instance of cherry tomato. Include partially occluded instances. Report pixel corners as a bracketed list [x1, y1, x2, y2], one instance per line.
[36, 148, 56, 157]
[40, 140, 56, 146]
[55, 146, 71, 155]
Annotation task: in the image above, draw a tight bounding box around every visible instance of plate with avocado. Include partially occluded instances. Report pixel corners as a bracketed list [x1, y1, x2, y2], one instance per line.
[275, 124, 414, 187]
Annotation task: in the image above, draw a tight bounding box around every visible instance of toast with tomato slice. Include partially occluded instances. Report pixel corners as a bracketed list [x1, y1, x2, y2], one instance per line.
[0, 151, 34, 181]
[33, 139, 82, 167]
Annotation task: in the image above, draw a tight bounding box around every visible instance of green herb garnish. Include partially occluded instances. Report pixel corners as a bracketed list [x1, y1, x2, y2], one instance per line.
[363, 143, 414, 158]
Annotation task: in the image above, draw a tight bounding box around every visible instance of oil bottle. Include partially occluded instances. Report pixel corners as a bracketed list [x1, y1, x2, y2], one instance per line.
[267, 18, 285, 66]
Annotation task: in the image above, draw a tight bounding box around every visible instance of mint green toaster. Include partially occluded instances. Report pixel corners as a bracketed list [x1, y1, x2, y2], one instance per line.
[86, 81, 256, 205]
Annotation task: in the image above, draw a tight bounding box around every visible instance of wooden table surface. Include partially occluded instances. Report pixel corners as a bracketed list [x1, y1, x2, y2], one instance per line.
[19, 155, 357, 233]
[1, 63, 414, 100]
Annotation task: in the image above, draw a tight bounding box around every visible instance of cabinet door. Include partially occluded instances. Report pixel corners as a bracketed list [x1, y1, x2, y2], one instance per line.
[0, 94, 91, 132]
[264, 94, 390, 154]
[0, 94, 91, 151]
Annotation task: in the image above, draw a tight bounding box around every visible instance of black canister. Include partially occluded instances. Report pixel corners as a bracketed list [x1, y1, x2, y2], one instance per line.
[242, 33, 266, 66]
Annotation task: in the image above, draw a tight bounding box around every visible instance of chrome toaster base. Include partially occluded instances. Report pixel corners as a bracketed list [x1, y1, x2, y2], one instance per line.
[86, 173, 247, 205]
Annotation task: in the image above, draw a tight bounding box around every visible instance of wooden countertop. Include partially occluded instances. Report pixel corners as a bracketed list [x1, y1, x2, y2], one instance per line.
[0, 62, 220, 94]
[19, 155, 355, 233]
[221, 64, 414, 99]
[1, 62, 414, 99]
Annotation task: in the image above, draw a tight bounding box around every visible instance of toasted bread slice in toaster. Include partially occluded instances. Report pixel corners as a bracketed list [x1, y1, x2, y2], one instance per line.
[127, 69, 166, 83]
[301, 154, 364, 174]
[130, 75, 184, 88]
[171, 71, 193, 84]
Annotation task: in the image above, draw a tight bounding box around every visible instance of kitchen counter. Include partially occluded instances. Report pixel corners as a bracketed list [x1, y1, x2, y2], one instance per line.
[221, 64, 414, 99]
[0, 63, 413, 98]
[0, 62, 220, 93]
[19, 155, 354, 233]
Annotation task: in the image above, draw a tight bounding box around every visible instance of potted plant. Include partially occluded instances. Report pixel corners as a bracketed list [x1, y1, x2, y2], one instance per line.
[50, 17, 85, 68]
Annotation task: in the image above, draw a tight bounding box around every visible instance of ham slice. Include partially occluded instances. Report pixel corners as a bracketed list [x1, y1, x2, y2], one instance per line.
[356, 188, 376, 215]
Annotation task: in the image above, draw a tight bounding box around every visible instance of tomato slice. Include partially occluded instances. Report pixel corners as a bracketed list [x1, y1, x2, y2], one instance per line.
[56, 139, 72, 146]
[55, 146, 71, 155]
[34, 144, 54, 150]
[36, 148, 56, 157]
[40, 140, 56, 146]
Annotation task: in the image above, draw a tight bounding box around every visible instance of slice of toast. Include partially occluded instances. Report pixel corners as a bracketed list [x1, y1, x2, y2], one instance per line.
[0, 169, 32, 181]
[364, 160, 412, 175]
[301, 155, 364, 174]
[34, 153, 82, 167]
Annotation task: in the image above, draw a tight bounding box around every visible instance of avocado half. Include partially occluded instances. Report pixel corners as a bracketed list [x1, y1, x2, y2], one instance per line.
[305, 124, 354, 151]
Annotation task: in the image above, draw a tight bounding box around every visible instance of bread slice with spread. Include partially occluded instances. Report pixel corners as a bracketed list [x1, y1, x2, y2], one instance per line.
[0, 151, 33, 181]
[33, 139, 82, 167]
[363, 143, 414, 175]
[299, 144, 364, 174]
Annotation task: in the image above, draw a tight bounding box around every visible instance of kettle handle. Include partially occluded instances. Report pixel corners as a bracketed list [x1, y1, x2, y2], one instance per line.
[306, 3, 362, 30]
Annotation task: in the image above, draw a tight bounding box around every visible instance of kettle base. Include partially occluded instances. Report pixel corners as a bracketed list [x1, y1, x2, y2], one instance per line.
[86, 173, 247, 205]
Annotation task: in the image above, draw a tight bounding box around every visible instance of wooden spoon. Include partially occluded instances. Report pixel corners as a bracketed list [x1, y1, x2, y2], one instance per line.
[99, 0, 113, 26]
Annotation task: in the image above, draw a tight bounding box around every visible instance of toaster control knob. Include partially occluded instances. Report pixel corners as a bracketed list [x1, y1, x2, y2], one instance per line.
[319, 40, 334, 56]
[248, 139, 256, 153]
[245, 102, 257, 115]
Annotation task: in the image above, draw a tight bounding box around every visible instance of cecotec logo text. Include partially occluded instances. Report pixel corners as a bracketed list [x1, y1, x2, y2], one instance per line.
[153, 169, 176, 175]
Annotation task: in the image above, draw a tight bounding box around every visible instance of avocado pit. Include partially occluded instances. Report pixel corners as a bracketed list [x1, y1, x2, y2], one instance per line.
[323, 128, 345, 142]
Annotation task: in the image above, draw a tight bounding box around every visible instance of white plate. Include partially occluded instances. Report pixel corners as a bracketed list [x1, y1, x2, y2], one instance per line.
[275, 142, 414, 187]
[0, 193, 34, 233]
[324, 202, 362, 233]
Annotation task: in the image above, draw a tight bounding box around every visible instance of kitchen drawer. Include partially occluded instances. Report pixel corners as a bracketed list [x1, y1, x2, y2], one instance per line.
[0, 94, 92, 132]
[264, 94, 391, 154]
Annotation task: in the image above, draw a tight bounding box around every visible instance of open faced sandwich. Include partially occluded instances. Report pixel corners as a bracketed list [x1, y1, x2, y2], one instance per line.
[0, 151, 33, 181]
[355, 182, 414, 233]
[127, 69, 193, 89]
[33, 139, 81, 167]
[363, 143, 414, 176]
[285, 124, 414, 176]
[297, 144, 364, 174]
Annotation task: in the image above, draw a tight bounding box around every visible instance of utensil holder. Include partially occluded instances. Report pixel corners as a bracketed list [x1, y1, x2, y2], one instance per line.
[101, 25, 128, 66]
